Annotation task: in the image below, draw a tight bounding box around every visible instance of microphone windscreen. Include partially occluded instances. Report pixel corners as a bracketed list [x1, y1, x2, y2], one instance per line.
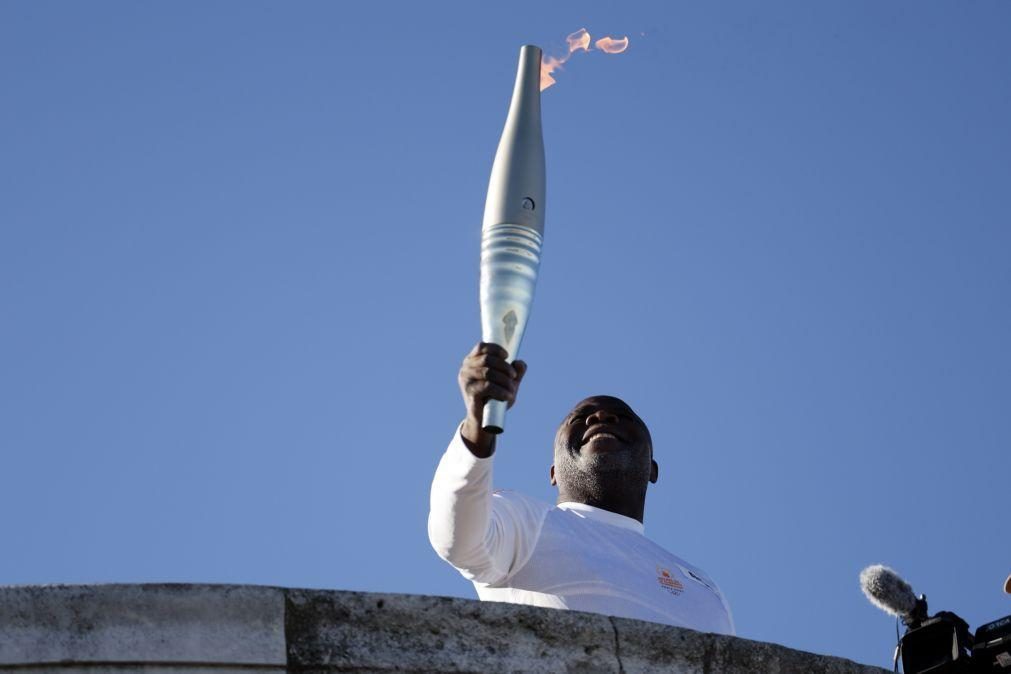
[860, 564, 919, 618]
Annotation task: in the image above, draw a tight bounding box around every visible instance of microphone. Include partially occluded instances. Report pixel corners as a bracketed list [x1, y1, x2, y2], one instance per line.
[859, 564, 928, 626]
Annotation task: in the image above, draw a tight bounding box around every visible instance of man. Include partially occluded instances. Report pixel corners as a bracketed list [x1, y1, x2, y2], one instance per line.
[428, 342, 735, 635]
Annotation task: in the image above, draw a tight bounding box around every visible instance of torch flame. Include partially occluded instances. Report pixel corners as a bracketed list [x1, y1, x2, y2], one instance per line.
[540, 28, 592, 92]
[539, 56, 563, 92]
[594, 36, 629, 54]
[540, 28, 631, 91]
[567, 28, 591, 53]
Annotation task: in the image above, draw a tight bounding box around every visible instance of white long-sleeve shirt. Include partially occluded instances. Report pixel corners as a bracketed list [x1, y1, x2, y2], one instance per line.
[428, 426, 735, 635]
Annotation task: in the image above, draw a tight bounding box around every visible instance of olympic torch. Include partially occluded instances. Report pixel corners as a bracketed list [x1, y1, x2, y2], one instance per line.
[479, 45, 546, 434]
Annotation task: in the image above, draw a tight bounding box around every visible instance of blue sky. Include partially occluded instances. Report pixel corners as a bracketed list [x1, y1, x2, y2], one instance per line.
[2, 1, 1009, 667]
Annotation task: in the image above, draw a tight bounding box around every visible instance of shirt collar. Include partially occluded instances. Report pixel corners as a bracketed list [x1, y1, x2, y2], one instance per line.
[557, 502, 645, 534]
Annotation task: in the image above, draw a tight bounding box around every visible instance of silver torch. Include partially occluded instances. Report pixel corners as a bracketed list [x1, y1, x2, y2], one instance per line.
[479, 45, 546, 434]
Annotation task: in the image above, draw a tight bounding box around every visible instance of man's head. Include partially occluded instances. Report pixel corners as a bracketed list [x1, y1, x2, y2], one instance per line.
[550, 395, 658, 522]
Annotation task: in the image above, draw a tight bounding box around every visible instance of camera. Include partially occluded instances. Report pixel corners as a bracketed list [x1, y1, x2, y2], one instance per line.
[861, 565, 1011, 673]
[897, 609, 1011, 673]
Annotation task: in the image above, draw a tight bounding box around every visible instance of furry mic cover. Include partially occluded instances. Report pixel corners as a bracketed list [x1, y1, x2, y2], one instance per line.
[860, 564, 919, 618]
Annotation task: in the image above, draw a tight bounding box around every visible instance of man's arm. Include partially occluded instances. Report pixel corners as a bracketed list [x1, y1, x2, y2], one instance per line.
[428, 343, 541, 585]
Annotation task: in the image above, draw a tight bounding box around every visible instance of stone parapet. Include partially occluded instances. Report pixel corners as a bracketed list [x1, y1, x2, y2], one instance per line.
[0, 584, 887, 673]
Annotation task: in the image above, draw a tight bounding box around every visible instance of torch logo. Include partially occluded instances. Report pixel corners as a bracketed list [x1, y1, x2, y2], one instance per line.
[503, 310, 518, 344]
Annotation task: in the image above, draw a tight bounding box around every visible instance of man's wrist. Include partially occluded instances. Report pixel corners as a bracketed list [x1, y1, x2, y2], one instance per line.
[461, 417, 496, 458]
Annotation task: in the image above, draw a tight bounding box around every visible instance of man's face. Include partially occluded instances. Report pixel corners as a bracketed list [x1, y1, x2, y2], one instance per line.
[551, 395, 657, 491]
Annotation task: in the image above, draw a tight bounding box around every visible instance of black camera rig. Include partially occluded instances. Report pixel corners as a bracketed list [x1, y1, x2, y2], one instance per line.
[893, 596, 1010, 673]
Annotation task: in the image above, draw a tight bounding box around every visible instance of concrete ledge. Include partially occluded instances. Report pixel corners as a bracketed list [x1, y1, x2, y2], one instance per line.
[286, 589, 618, 672]
[0, 584, 285, 667]
[0, 584, 887, 673]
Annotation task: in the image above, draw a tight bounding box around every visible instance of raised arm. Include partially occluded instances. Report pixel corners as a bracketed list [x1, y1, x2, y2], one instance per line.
[428, 343, 542, 586]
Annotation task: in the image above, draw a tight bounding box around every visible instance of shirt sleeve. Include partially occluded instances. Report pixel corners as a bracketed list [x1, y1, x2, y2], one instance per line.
[427, 424, 549, 586]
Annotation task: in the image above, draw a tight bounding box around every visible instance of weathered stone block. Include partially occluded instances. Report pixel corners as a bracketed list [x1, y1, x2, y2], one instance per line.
[611, 616, 886, 674]
[0, 584, 889, 673]
[0, 584, 286, 667]
[286, 589, 619, 672]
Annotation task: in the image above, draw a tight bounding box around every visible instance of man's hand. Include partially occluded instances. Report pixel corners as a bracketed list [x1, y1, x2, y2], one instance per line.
[458, 342, 527, 458]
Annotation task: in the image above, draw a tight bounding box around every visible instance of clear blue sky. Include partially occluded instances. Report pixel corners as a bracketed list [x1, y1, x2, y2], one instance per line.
[2, 1, 1009, 667]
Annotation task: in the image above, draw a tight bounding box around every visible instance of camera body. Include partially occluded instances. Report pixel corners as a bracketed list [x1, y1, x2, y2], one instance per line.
[900, 611, 973, 673]
[971, 615, 1011, 672]
[900, 611, 1011, 673]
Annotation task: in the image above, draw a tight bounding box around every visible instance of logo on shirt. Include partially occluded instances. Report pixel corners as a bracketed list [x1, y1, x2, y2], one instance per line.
[656, 566, 684, 596]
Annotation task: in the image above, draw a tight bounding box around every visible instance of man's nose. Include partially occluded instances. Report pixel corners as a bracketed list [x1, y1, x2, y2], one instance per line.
[586, 409, 619, 425]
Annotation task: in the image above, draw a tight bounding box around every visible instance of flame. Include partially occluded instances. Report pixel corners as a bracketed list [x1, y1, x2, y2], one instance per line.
[539, 57, 563, 92]
[540, 28, 591, 92]
[567, 28, 591, 53]
[540, 28, 631, 91]
[594, 36, 629, 54]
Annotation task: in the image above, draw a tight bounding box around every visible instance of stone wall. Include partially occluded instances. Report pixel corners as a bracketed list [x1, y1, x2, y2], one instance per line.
[0, 584, 887, 673]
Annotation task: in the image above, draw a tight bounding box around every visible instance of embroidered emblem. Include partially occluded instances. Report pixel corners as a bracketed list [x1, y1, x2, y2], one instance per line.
[656, 566, 684, 596]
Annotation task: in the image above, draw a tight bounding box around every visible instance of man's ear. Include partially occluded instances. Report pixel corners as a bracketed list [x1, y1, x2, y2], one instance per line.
[650, 459, 659, 484]
[550, 464, 556, 486]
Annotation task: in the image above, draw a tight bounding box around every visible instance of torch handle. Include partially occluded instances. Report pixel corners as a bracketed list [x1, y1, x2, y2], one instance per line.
[482, 399, 508, 435]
